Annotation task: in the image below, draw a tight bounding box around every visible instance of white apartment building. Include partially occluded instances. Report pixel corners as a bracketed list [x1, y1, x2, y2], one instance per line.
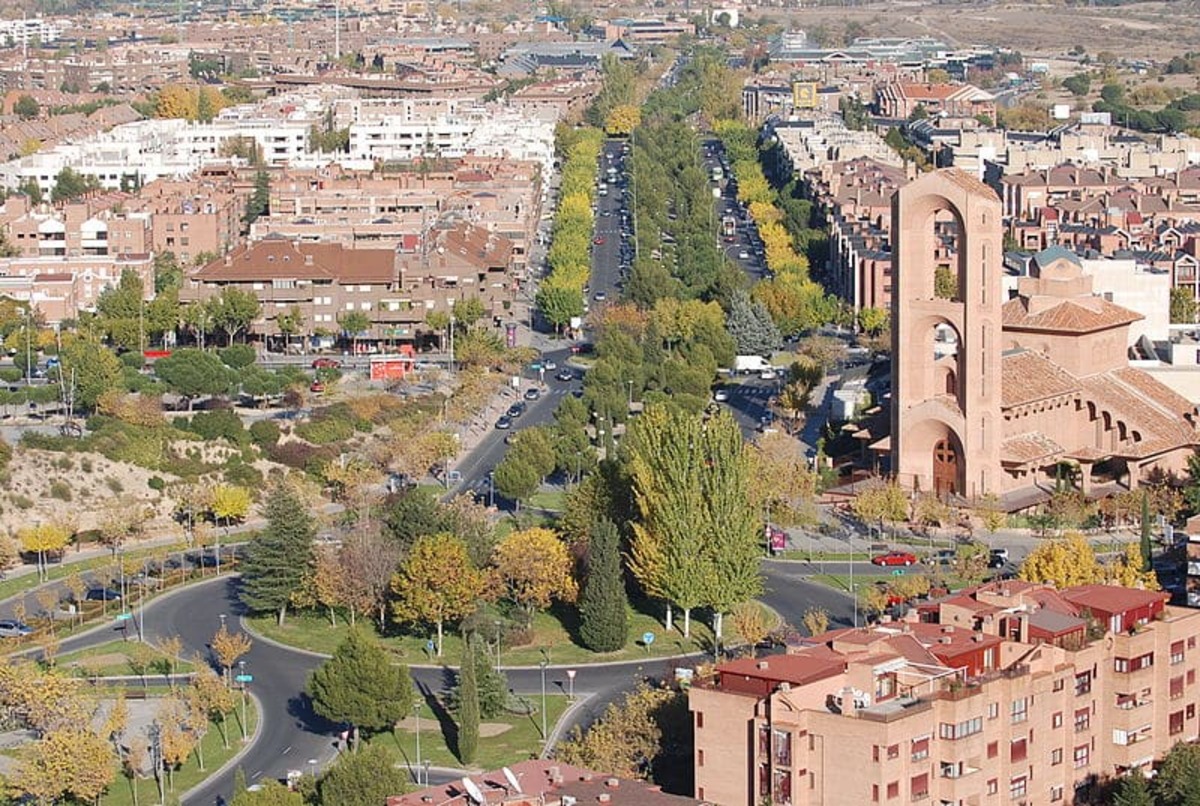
[0, 17, 65, 46]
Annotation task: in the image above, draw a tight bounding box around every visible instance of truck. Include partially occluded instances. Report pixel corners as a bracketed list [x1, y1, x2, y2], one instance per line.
[734, 355, 772, 374]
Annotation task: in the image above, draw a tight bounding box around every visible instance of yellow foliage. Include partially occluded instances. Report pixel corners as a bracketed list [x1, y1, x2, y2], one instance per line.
[210, 483, 252, 524]
[155, 83, 199, 120]
[604, 104, 642, 136]
[491, 527, 578, 614]
[18, 522, 71, 555]
[1019, 532, 1102, 588]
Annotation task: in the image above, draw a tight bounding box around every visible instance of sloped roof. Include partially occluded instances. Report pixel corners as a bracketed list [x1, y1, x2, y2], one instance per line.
[1001, 350, 1079, 408]
[1001, 295, 1142, 334]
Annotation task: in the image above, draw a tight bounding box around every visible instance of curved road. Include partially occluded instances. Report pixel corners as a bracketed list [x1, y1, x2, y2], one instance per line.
[49, 560, 853, 804]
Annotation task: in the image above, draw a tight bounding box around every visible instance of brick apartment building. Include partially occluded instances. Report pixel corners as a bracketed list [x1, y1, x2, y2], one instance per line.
[875, 81, 996, 125]
[182, 221, 517, 346]
[0, 253, 152, 325]
[692, 581, 1200, 806]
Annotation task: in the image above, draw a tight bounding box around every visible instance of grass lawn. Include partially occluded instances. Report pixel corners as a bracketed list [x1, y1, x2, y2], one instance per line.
[527, 490, 567, 512]
[55, 639, 196, 679]
[776, 550, 873, 563]
[0, 542, 192, 602]
[371, 693, 570, 772]
[247, 602, 731, 667]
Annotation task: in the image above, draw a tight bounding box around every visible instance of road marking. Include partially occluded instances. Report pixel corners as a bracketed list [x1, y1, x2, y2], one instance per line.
[282, 746, 292, 754]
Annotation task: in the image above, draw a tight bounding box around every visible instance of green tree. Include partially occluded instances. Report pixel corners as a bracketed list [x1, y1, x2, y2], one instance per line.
[338, 310, 371, 354]
[492, 451, 540, 510]
[456, 638, 480, 765]
[857, 306, 889, 337]
[243, 170, 270, 226]
[241, 481, 316, 625]
[152, 347, 232, 409]
[17, 176, 43, 204]
[1141, 491, 1153, 572]
[50, 166, 97, 203]
[307, 628, 413, 749]
[230, 780, 304, 806]
[536, 285, 585, 334]
[208, 287, 261, 346]
[1063, 73, 1091, 96]
[578, 519, 629, 653]
[1114, 772, 1154, 806]
[389, 534, 486, 657]
[1171, 287, 1196, 324]
[1153, 741, 1200, 806]
[316, 744, 410, 806]
[60, 336, 122, 411]
[725, 289, 780, 357]
[14, 94, 39, 119]
[153, 251, 183, 293]
[934, 266, 957, 300]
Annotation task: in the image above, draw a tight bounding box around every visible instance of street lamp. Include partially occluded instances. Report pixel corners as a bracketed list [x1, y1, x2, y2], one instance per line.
[307, 758, 318, 779]
[494, 621, 503, 671]
[488, 471, 495, 508]
[219, 613, 227, 631]
[238, 660, 248, 741]
[566, 669, 576, 702]
[412, 700, 422, 785]
[539, 656, 549, 744]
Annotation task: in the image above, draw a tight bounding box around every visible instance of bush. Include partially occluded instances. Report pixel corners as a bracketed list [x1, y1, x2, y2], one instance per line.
[119, 351, 145, 370]
[248, 419, 281, 448]
[11, 494, 33, 509]
[105, 477, 123, 494]
[184, 409, 248, 446]
[295, 415, 355, 445]
[267, 440, 336, 473]
[0, 436, 10, 470]
[48, 481, 72, 501]
[148, 475, 166, 491]
[223, 457, 263, 488]
[0, 368, 20, 382]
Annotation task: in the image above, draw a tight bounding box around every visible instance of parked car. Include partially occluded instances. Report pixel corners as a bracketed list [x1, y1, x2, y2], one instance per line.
[871, 551, 918, 567]
[309, 381, 325, 393]
[594, 292, 607, 302]
[523, 388, 541, 401]
[932, 549, 958, 566]
[311, 358, 341, 369]
[0, 620, 33, 638]
[988, 548, 1010, 569]
[84, 588, 122, 602]
[541, 360, 558, 371]
[495, 416, 513, 430]
[713, 388, 730, 402]
[759, 369, 778, 381]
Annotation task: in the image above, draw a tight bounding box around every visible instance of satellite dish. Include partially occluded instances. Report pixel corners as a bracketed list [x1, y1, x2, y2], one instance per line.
[462, 777, 486, 805]
[502, 767, 522, 794]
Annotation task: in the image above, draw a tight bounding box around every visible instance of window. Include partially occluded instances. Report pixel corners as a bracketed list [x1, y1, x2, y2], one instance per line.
[886, 744, 899, 760]
[1051, 785, 1064, 801]
[1010, 776, 1028, 799]
[1051, 748, 1063, 766]
[1011, 698, 1029, 724]
[988, 702, 999, 719]
[987, 779, 998, 796]
[773, 769, 792, 804]
[1172, 676, 1185, 700]
[1075, 708, 1090, 733]
[1189, 670, 1195, 686]
[939, 718, 983, 739]
[695, 712, 703, 729]
[911, 773, 929, 801]
[1115, 657, 1129, 673]
[872, 784, 879, 803]
[1075, 671, 1092, 696]
[911, 737, 930, 761]
[1053, 677, 1065, 692]
[1011, 738, 1027, 763]
[1172, 641, 1186, 665]
[773, 731, 792, 767]
[886, 781, 898, 800]
[1189, 704, 1196, 720]
[1052, 712, 1063, 729]
[1074, 744, 1090, 768]
[940, 761, 966, 779]
[698, 749, 705, 767]
[987, 741, 998, 759]
[1171, 710, 1185, 736]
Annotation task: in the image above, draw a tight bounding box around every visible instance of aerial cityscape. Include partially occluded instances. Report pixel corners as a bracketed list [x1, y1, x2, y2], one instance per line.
[0, 0, 1200, 804]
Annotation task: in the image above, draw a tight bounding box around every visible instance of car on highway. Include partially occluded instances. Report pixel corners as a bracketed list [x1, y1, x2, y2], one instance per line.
[84, 587, 122, 602]
[0, 620, 33, 638]
[523, 387, 541, 401]
[494, 416, 513, 430]
[311, 358, 341, 369]
[759, 369, 778, 380]
[542, 360, 558, 371]
[593, 236, 605, 245]
[738, 250, 750, 259]
[871, 551, 918, 567]
[555, 368, 575, 382]
[506, 402, 527, 418]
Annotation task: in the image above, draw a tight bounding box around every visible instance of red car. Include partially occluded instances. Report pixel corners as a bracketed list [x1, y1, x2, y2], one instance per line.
[871, 551, 918, 567]
[311, 358, 341, 369]
[309, 381, 326, 393]
[593, 236, 605, 245]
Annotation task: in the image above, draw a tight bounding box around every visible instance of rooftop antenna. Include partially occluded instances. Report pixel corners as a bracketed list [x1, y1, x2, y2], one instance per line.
[462, 777, 486, 805]
[502, 767, 522, 794]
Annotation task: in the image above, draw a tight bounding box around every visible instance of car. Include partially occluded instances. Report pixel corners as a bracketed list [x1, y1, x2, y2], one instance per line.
[759, 369, 778, 380]
[309, 381, 325, 393]
[988, 548, 1010, 569]
[542, 360, 558, 371]
[524, 387, 541, 401]
[0, 620, 33, 638]
[713, 388, 730, 402]
[311, 358, 341, 369]
[494, 416, 513, 430]
[871, 551, 918, 567]
[738, 250, 750, 259]
[593, 236, 605, 245]
[594, 292, 607, 302]
[932, 549, 958, 566]
[600, 209, 612, 216]
[84, 587, 122, 602]
[504, 432, 519, 444]
[555, 368, 575, 382]
[506, 402, 527, 418]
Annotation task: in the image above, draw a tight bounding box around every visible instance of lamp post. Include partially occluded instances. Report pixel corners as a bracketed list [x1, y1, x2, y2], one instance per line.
[539, 656, 549, 744]
[307, 758, 318, 779]
[219, 613, 226, 631]
[238, 660, 248, 741]
[412, 700, 422, 785]
[494, 621, 502, 671]
[566, 669, 576, 702]
[488, 471, 495, 508]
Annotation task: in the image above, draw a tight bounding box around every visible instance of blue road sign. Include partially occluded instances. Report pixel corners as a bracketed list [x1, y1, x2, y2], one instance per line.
[892, 570, 906, 576]
[234, 674, 253, 683]
[642, 631, 656, 646]
[114, 613, 132, 621]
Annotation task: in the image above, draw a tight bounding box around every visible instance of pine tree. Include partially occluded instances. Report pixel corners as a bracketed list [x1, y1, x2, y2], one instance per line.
[725, 289, 780, 357]
[579, 519, 629, 652]
[476, 646, 507, 720]
[1140, 491, 1153, 572]
[316, 744, 410, 806]
[240, 481, 316, 625]
[456, 638, 480, 765]
[308, 629, 413, 749]
[1114, 771, 1153, 806]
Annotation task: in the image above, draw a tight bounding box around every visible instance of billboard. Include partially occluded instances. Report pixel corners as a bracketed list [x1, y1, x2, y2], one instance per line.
[792, 82, 818, 109]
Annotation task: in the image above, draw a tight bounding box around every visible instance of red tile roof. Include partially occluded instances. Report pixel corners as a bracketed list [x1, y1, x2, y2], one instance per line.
[1001, 295, 1142, 333]
[1061, 584, 1167, 615]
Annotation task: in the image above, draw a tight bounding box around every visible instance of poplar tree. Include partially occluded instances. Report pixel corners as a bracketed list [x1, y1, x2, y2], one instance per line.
[456, 638, 480, 765]
[579, 519, 629, 652]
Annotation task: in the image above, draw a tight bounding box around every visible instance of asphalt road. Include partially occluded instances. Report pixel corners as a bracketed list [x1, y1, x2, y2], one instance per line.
[700, 136, 768, 282]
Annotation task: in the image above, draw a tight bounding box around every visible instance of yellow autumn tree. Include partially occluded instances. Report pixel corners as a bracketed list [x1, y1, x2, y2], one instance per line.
[491, 527, 578, 621]
[1105, 542, 1160, 591]
[9, 728, 116, 804]
[18, 521, 71, 581]
[1019, 531, 1102, 588]
[155, 83, 199, 120]
[604, 104, 641, 136]
[210, 483, 252, 526]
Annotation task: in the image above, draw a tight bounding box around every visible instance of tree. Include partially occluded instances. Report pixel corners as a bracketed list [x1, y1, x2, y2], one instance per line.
[390, 534, 487, 657]
[19, 522, 70, 581]
[1154, 741, 1200, 806]
[604, 104, 642, 136]
[153, 348, 232, 409]
[492, 451, 540, 510]
[934, 266, 957, 300]
[578, 519, 629, 653]
[211, 484, 253, 526]
[307, 629, 413, 749]
[316, 744, 411, 806]
[9, 728, 116, 804]
[725, 289, 780, 357]
[338, 310, 371, 354]
[852, 482, 909, 538]
[231, 779, 305, 806]
[208, 287, 261, 346]
[243, 169, 270, 225]
[1171, 287, 1197, 324]
[856, 306, 889, 337]
[14, 94, 39, 120]
[557, 683, 688, 782]
[802, 607, 829, 636]
[276, 305, 305, 352]
[1019, 532, 1102, 588]
[492, 527, 578, 622]
[536, 285, 585, 334]
[730, 602, 772, 650]
[456, 638, 480, 765]
[1140, 491, 1154, 572]
[60, 336, 122, 411]
[211, 625, 253, 686]
[339, 527, 402, 628]
[51, 166, 97, 203]
[1113, 771, 1154, 806]
[240, 481, 316, 625]
[1063, 73, 1091, 96]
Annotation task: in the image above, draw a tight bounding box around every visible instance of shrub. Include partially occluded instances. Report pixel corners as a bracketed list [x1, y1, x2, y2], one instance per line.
[223, 457, 263, 488]
[55, 455, 73, 471]
[80, 457, 94, 473]
[267, 440, 336, 472]
[0, 436, 11, 470]
[0, 368, 20, 382]
[11, 494, 33, 509]
[48, 481, 72, 501]
[105, 477, 123, 494]
[248, 419, 281, 448]
[148, 476, 166, 491]
[119, 351, 145, 369]
[184, 409, 248, 446]
[295, 415, 355, 445]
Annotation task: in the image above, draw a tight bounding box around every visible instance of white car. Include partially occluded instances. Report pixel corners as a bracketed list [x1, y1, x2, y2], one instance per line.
[714, 389, 729, 402]
[542, 360, 558, 371]
[759, 369, 778, 381]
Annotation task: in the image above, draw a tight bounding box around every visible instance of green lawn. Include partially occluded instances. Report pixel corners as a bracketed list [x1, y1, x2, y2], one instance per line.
[527, 490, 567, 512]
[0, 542, 193, 602]
[372, 693, 570, 772]
[247, 603, 727, 667]
[55, 639, 195, 679]
[775, 550, 873, 563]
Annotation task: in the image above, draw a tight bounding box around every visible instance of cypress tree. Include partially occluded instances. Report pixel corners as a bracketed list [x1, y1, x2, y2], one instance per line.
[240, 481, 316, 625]
[579, 519, 629, 652]
[457, 639, 480, 765]
[1140, 491, 1153, 572]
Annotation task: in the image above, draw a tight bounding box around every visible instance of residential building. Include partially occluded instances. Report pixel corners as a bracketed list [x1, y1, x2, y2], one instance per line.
[692, 581, 1200, 806]
[875, 81, 996, 125]
[0, 253, 152, 325]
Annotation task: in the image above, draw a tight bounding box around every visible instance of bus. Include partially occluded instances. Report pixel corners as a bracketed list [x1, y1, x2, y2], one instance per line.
[721, 216, 737, 237]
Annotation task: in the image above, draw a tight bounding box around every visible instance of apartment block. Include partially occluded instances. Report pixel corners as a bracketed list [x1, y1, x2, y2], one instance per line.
[692, 581, 1200, 806]
[1, 195, 152, 258]
[0, 253, 152, 325]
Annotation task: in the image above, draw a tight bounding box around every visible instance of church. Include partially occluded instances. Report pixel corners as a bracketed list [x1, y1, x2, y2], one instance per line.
[871, 169, 1200, 507]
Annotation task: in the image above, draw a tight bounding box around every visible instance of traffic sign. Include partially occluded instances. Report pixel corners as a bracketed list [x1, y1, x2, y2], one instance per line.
[425, 640, 436, 653]
[892, 569, 906, 576]
[642, 631, 656, 646]
[114, 613, 132, 621]
[235, 674, 254, 683]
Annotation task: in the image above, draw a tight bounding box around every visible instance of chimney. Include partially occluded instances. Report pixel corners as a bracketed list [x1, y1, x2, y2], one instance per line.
[605, 778, 619, 788]
[839, 686, 858, 717]
[757, 660, 769, 670]
[304, 253, 314, 265]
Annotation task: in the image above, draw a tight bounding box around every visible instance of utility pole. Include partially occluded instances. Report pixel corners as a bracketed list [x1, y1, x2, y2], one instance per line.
[334, 0, 341, 61]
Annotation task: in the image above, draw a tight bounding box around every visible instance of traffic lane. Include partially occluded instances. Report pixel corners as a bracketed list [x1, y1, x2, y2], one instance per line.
[761, 561, 857, 630]
[716, 378, 777, 437]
